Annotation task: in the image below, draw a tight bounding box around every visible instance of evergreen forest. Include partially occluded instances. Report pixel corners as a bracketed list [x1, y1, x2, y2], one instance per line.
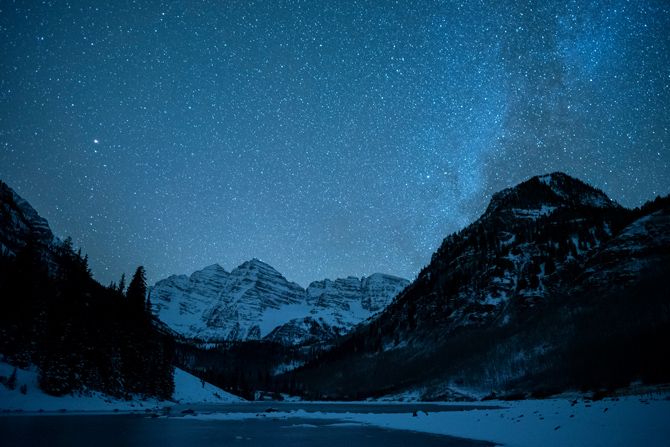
[0, 237, 174, 399]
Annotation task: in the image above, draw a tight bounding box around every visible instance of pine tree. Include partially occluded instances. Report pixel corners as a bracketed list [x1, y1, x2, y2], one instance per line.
[117, 273, 126, 298]
[61, 236, 74, 256]
[126, 266, 148, 324]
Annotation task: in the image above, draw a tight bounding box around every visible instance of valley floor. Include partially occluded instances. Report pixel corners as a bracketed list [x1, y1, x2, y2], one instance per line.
[181, 396, 670, 447]
[2, 358, 669, 447]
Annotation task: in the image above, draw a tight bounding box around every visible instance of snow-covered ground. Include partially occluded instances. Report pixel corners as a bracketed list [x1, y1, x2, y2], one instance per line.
[3, 360, 669, 446]
[0, 360, 242, 412]
[178, 396, 670, 447]
[171, 368, 243, 404]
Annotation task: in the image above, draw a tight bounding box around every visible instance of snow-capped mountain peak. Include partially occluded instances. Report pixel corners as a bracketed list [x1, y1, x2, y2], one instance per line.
[536, 172, 619, 209]
[221, 258, 304, 307]
[484, 172, 620, 221]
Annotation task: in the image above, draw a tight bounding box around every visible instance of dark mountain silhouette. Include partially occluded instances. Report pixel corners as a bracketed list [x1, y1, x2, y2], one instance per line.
[0, 180, 174, 399]
[285, 173, 670, 400]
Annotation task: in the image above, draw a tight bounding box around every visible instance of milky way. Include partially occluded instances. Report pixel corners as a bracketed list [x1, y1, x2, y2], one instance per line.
[1, 1, 669, 287]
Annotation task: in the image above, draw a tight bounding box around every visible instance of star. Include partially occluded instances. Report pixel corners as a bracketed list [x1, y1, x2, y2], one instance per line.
[0, 0, 667, 288]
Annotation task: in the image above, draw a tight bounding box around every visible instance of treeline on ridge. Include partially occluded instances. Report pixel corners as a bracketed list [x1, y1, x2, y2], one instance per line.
[0, 237, 174, 399]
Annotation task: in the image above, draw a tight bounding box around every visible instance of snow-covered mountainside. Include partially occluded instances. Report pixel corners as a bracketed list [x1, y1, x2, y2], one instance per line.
[150, 264, 231, 337]
[150, 260, 409, 345]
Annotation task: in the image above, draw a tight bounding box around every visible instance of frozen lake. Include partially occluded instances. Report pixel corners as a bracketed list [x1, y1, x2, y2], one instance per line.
[0, 403, 498, 447]
[169, 401, 501, 414]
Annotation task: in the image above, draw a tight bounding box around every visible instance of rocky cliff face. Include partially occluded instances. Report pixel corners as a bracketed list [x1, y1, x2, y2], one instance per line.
[150, 263, 230, 337]
[305, 273, 409, 312]
[0, 181, 63, 271]
[150, 259, 409, 345]
[306, 276, 362, 310]
[362, 273, 411, 312]
[200, 259, 306, 342]
[402, 171, 631, 336]
[266, 273, 410, 345]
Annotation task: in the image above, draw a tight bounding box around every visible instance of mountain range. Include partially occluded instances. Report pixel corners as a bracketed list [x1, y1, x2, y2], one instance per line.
[2, 173, 668, 401]
[149, 260, 409, 345]
[0, 180, 409, 349]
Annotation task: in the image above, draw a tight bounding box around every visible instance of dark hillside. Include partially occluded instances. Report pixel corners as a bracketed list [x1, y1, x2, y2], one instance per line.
[0, 181, 175, 399]
[285, 174, 670, 400]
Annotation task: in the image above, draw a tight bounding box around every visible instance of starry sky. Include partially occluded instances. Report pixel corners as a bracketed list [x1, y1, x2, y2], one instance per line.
[1, 0, 669, 288]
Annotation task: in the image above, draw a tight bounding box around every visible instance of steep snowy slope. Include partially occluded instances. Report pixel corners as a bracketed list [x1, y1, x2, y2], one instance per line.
[150, 264, 230, 336]
[201, 258, 306, 342]
[307, 276, 362, 310]
[362, 273, 411, 312]
[393, 171, 630, 337]
[262, 273, 411, 345]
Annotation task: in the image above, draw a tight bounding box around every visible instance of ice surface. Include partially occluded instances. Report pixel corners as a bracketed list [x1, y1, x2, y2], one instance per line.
[179, 396, 670, 447]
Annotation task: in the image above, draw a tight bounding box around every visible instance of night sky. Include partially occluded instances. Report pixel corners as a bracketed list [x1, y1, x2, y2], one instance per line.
[1, 1, 669, 288]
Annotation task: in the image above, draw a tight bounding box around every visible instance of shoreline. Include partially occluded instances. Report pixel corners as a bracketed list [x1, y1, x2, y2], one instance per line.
[2, 394, 669, 447]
